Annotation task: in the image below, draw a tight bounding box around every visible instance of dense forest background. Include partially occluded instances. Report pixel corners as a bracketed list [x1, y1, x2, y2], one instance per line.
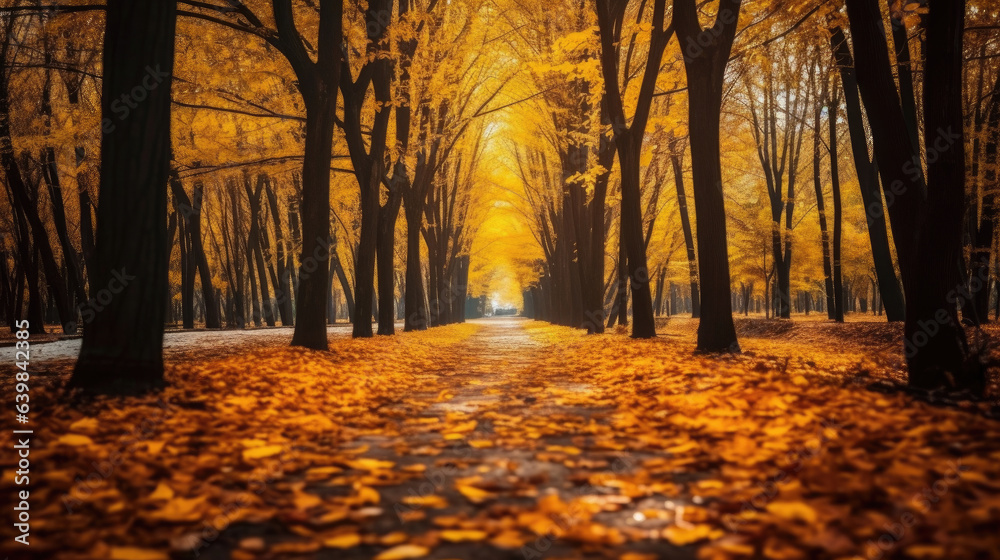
[0, 0, 998, 393]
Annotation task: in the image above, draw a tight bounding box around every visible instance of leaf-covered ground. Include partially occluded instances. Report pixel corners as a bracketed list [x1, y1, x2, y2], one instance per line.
[3, 318, 1000, 560]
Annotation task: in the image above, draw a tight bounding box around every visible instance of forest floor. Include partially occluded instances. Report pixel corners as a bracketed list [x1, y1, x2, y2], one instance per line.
[3, 318, 1000, 560]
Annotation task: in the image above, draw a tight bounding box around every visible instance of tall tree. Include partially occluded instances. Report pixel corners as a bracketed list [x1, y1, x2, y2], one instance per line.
[745, 51, 810, 319]
[668, 135, 700, 318]
[285, 0, 344, 349]
[812, 72, 836, 320]
[69, 0, 177, 393]
[674, 0, 742, 351]
[595, 0, 671, 338]
[828, 83, 845, 323]
[342, 0, 393, 338]
[0, 12, 74, 334]
[828, 25, 905, 321]
[845, 0, 982, 392]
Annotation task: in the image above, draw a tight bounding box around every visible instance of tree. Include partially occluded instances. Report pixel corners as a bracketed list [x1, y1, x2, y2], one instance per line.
[744, 48, 810, 319]
[177, 0, 346, 349]
[69, 0, 177, 394]
[811, 70, 837, 320]
[0, 11, 74, 335]
[845, 0, 982, 392]
[674, 0, 741, 351]
[342, 0, 393, 338]
[828, 24, 905, 321]
[595, 0, 670, 338]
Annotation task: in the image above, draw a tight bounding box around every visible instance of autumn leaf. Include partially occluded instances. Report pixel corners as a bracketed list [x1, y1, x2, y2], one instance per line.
[663, 524, 724, 545]
[323, 533, 361, 549]
[242, 445, 283, 460]
[57, 434, 94, 446]
[765, 501, 818, 524]
[109, 547, 168, 560]
[374, 544, 431, 560]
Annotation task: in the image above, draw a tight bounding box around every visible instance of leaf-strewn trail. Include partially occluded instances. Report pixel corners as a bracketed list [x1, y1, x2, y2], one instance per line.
[4, 318, 1000, 560]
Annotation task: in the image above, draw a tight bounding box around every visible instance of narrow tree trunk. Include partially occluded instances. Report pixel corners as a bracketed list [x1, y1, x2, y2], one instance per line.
[376, 188, 402, 335]
[829, 26, 906, 321]
[403, 200, 427, 330]
[830, 89, 845, 323]
[265, 181, 293, 325]
[290, 0, 344, 350]
[670, 145, 700, 319]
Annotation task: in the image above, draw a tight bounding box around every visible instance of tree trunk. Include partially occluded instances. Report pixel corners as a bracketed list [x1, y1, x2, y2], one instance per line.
[70, 0, 176, 394]
[846, 0, 979, 392]
[968, 71, 1000, 324]
[265, 181, 293, 325]
[814, 83, 836, 320]
[376, 185, 403, 335]
[830, 88, 845, 323]
[0, 73, 73, 333]
[403, 199, 427, 331]
[290, 0, 344, 350]
[829, 26, 905, 321]
[676, 0, 742, 351]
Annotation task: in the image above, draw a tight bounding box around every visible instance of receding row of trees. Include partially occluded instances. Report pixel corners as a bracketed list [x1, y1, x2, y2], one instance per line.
[510, 0, 997, 395]
[0, 0, 506, 393]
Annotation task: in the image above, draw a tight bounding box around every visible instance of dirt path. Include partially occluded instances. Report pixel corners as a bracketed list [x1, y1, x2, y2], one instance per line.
[200, 318, 685, 560]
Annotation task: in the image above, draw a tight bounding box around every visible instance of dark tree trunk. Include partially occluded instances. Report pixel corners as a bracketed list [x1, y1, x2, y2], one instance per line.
[968, 71, 1000, 324]
[78, 186, 97, 286]
[343, 0, 393, 339]
[675, 0, 742, 352]
[286, 191, 300, 312]
[40, 147, 87, 309]
[403, 200, 427, 331]
[265, 181, 293, 325]
[653, 266, 666, 317]
[70, 0, 176, 394]
[906, 0, 975, 390]
[615, 133, 655, 336]
[584, 123, 613, 333]
[829, 26, 906, 321]
[830, 88, 845, 323]
[39, 61, 87, 311]
[846, 0, 980, 393]
[0, 61, 73, 333]
[670, 142, 700, 318]
[813, 80, 836, 321]
[331, 247, 355, 322]
[246, 175, 275, 326]
[290, 0, 344, 350]
[595, 0, 667, 338]
[174, 187, 195, 329]
[607, 235, 629, 329]
[8, 199, 44, 334]
[376, 187, 402, 335]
